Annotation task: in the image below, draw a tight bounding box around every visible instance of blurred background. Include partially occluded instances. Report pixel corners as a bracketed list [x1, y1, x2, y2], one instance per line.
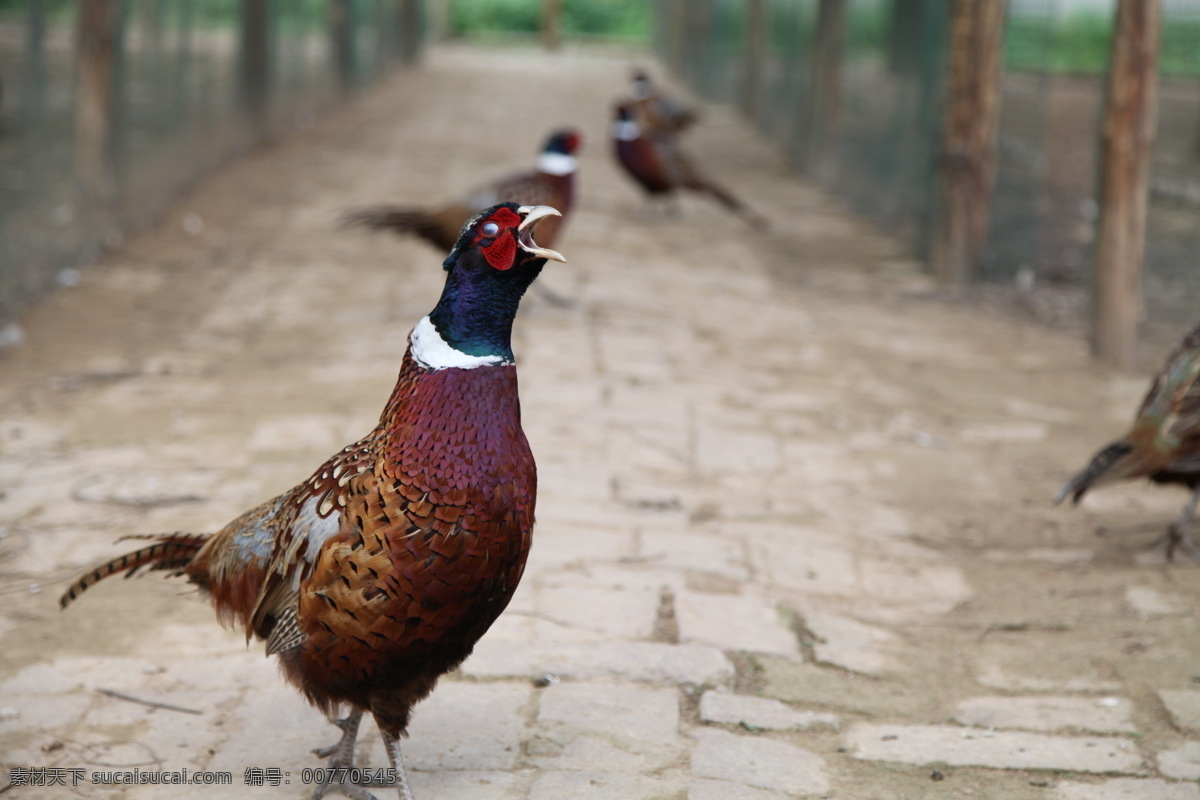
[0, 0, 1195, 361]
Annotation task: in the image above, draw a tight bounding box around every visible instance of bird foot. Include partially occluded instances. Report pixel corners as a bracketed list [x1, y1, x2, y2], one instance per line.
[310, 713, 397, 800]
[308, 756, 397, 800]
[1159, 520, 1200, 564]
[310, 775, 381, 800]
[312, 713, 367, 760]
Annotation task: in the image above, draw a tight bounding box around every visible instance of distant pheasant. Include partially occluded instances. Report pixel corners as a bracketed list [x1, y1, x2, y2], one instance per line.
[343, 128, 583, 252]
[1055, 321, 1200, 561]
[61, 203, 566, 800]
[629, 68, 699, 136]
[611, 102, 767, 231]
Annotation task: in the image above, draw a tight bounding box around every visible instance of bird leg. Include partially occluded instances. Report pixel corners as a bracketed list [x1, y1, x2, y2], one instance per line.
[380, 730, 417, 800]
[1161, 488, 1200, 563]
[312, 709, 364, 761]
[310, 710, 393, 800]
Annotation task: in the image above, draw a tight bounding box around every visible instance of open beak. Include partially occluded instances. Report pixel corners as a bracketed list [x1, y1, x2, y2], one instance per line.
[516, 205, 567, 263]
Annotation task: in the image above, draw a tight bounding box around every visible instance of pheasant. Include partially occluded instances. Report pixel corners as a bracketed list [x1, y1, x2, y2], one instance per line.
[611, 101, 767, 231]
[342, 128, 583, 253]
[629, 68, 700, 136]
[1055, 320, 1200, 562]
[60, 203, 566, 800]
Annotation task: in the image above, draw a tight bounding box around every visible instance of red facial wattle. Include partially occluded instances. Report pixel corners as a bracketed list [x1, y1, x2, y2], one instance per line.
[475, 207, 524, 271]
[482, 232, 517, 271]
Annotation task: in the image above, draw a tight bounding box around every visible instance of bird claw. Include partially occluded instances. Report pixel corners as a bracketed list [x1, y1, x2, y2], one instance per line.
[309, 758, 396, 800]
[1161, 520, 1200, 564]
[311, 777, 379, 800]
[309, 711, 397, 800]
[312, 714, 357, 759]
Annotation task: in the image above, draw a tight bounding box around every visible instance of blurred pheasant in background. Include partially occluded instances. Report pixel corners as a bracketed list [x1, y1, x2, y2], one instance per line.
[343, 128, 583, 252]
[611, 101, 767, 231]
[629, 68, 699, 136]
[1055, 321, 1200, 562]
[61, 203, 566, 800]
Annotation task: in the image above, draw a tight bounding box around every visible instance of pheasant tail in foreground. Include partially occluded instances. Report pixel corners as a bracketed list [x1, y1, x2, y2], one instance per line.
[62, 203, 567, 800]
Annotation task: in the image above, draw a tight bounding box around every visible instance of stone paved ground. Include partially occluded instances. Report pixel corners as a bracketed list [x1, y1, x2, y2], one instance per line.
[2, 46, 1200, 800]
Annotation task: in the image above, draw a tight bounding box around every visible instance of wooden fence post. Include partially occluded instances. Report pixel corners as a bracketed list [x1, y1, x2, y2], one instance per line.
[240, 0, 270, 141]
[1092, 0, 1161, 368]
[172, 0, 195, 123]
[929, 0, 1007, 289]
[330, 0, 356, 94]
[542, 0, 562, 51]
[693, 0, 713, 95]
[886, 0, 922, 75]
[22, 0, 48, 131]
[75, 0, 120, 198]
[428, 0, 449, 42]
[803, 0, 845, 179]
[742, 0, 766, 120]
[668, 0, 686, 77]
[397, 0, 421, 64]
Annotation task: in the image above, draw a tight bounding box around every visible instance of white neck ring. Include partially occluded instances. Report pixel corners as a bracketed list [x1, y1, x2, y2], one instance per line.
[536, 152, 578, 177]
[410, 316, 510, 370]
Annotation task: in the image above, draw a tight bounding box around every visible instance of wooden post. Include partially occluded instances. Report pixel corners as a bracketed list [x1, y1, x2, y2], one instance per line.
[742, 0, 766, 120]
[75, 0, 120, 198]
[398, 0, 421, 64]
[146, 0, 164, 78]
[240, 0, 270, 141]
[173, 0, 194, 123]
[803, 0, 846, 179]
[542, 0, 562, 51]
[330, 0, 355, 94]
[428, 0, 449, 43]
[393, 0, 407, 61]
[668, 0, 686, 77]
[22, 0, 48, 130]
[886, 0, 921, 75]
[693, 0, 713, 94]
[1092, 0, 1161, 368]
[929, 0, 1007, 289]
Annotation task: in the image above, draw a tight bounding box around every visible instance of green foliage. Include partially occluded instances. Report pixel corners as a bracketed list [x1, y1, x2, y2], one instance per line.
[449, 0, 648, 42]
[450, 0, 540, 35]
[1161, 16, 1200, 78]
[0, 0, 75, 23]
[561, 0, 647, 41]
[272, 0, 330, 34]
[844, 0, 889, 59]
[1007, 10, 1200, 77]
[186, 0, 327, 33]
[1006, 11, 1110, 74]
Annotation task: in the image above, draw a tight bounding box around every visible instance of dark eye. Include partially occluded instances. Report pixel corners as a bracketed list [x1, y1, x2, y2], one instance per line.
[481, 222, 500, 238]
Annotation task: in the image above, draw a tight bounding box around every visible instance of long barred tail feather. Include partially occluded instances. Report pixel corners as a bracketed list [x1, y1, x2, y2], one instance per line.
[59, 532, 210, 609]
[1053, 441, 1134, 505]
[340, 206, 440, 239]
[696, 180, 770, 232]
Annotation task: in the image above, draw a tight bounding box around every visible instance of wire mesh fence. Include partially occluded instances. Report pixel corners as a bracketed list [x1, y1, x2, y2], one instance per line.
[653, 0, 1200, 359]
[0, 0, 424, 330]
[835, 0, 946, 251]
[1145, 0, 1200, 351]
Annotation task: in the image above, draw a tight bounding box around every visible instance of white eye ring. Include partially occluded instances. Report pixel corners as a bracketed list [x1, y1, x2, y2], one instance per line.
[481, 222, 500, 237]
